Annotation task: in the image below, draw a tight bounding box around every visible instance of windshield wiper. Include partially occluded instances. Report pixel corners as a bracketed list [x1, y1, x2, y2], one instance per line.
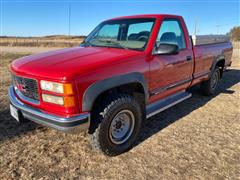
[98, 40, 128, 49]
[81, 40, 93, 47]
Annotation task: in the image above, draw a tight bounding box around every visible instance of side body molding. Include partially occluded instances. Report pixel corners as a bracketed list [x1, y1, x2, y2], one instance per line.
[82, 72, 148, 112]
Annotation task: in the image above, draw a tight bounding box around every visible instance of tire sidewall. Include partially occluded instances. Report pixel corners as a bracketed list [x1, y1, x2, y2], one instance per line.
[98, 97, 142, 155]
[210, 68, 220, 94]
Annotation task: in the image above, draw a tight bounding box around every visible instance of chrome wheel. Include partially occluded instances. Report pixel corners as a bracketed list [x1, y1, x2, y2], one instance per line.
[109, 110, 135, 145]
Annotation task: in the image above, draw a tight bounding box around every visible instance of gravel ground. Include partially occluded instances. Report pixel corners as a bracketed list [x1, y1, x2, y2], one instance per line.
[0, 47, 239, 179]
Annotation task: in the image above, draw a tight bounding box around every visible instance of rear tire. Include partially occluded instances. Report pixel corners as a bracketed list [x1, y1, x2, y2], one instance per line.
[201, 67, 220, 96]
[89, 94, 142, 156]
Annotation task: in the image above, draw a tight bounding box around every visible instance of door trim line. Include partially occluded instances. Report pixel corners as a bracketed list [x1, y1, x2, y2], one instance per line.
[194, 71, 210, 79]
[150, 77, 192, 96]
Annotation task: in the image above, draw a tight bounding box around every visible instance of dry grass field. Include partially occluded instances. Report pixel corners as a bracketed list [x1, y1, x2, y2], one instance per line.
[0, 43, 239, 179]
[0, 36, 84, 47]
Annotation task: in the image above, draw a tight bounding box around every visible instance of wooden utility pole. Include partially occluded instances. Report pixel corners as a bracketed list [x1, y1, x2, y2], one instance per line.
[68, 4, 71, 47]
[216, 25, 221, 34]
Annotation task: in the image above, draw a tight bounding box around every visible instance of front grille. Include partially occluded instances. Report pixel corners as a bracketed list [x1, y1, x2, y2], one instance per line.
[13, 75, 39, 101]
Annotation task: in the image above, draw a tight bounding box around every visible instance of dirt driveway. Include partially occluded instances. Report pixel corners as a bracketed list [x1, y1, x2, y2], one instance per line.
[0, 47, 239, 179]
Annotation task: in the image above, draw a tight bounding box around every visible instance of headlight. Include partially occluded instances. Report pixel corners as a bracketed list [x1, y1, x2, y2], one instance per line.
[42, 94, 64, 105]
[40, 80, 73, 94]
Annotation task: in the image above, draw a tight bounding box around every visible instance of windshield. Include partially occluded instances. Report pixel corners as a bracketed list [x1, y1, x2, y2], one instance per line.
[82, 18, 155, 51]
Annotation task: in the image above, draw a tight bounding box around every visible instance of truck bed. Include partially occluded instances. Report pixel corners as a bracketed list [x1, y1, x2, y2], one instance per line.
[192, 42, 233, 82]
[192, 35, 230, 46]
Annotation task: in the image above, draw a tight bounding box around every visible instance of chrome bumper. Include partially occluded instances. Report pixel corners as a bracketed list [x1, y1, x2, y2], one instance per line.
[8, 86, 90, 133]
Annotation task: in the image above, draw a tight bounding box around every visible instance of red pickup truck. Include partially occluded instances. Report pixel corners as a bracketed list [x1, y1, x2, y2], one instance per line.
[9, 14, 233, 156]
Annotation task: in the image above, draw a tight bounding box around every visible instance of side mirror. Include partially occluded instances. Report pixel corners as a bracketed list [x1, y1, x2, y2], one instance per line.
[153, 43, 179, 55]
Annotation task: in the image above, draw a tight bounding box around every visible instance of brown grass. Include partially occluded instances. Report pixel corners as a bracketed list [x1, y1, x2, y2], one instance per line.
[0, 36, 85, 47]
[232, 41, 240, 49]
[0, 46, 239, 179]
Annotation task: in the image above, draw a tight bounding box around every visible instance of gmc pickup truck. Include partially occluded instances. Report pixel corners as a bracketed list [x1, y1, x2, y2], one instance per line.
[9, 14, 233, 156]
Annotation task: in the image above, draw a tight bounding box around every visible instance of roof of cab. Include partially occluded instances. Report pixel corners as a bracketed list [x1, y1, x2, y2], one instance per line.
[107, 14, 182, 21]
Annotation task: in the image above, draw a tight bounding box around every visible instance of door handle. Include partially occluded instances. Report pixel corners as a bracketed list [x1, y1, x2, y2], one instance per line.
[186, 56, 192, 61]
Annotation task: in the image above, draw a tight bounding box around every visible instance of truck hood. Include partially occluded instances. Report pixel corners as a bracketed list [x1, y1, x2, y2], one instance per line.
[11, 46, 142, 80]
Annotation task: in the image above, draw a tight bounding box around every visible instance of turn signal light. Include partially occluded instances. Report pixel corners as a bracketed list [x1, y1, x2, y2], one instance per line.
[64, 96, 75, 107]
[42, 94, 75, 107]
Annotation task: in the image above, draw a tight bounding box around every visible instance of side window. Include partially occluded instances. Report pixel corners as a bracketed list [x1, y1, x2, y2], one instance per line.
[156, 19, 186, 50]
[97, 24, 120, 40]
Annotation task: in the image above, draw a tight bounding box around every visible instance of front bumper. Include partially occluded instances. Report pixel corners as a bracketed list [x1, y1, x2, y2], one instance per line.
[8, 86, 90, 133]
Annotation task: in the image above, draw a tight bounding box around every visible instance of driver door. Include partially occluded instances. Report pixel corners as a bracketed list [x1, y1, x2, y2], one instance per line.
[149, 19, 194, 101]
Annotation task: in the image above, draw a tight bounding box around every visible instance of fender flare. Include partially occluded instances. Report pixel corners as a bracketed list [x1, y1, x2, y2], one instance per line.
[82, 72, 148, 112]
[210, 54, 225, 76]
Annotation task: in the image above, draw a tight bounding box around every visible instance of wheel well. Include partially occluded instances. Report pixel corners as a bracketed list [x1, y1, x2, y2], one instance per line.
[89, 83, 146, 133]
[216, 59, 225, 78]
[92, 83, 146, 111]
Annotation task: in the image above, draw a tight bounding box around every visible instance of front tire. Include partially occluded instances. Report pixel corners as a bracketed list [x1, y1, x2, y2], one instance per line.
[201, 67, 220, 95]
[89, 94, 142, 156]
